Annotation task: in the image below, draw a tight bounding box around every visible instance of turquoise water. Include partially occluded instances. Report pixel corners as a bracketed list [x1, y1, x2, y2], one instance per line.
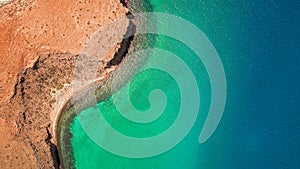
[65, 0, 300, 168]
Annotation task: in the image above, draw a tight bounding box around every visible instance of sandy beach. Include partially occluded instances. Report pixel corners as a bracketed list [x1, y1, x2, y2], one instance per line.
[51, 67, 115, 144]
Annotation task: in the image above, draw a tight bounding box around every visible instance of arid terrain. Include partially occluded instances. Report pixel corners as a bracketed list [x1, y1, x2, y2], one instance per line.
[0, 0, 129, 168]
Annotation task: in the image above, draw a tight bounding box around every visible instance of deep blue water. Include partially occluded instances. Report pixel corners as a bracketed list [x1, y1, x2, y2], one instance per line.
[141, 0, 300, 168]
[191, 0, 300, 168]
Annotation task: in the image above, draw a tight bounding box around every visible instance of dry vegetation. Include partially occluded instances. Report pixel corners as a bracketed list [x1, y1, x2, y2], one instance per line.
[0, 0, 129, 168]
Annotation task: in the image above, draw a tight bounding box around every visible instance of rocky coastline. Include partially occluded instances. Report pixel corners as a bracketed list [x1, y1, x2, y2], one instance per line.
[0, 0, 129, 168]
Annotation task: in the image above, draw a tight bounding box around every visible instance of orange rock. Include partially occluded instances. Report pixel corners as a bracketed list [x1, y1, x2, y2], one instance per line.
[0, 0, 127, 168]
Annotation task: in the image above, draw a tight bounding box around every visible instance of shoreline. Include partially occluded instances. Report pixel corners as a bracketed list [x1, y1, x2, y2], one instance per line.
[56, 1, 157, 168]
[51, 69, 114, 144]
[0, 0, 129, 168]
[56, 12, 139, 168]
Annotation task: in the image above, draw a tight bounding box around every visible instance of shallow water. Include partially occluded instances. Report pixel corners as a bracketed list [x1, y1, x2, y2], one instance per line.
[63, 0, 300, 168]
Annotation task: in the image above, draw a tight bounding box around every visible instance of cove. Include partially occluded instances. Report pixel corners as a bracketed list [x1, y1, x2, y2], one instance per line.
[59, 0, 220, 168]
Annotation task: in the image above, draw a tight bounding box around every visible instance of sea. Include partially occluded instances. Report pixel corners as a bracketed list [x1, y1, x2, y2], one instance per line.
[59, 0, 300, 168]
